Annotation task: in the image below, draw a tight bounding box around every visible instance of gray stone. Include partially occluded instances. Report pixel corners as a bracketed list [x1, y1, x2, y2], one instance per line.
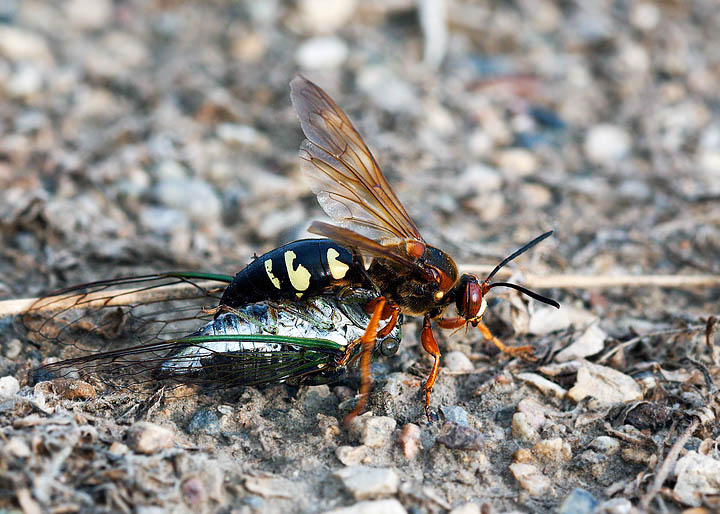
[673, 451, 720, 507]
[323, 499, 407, 514]
[558, 488, 598, 514]
[439, 405, 469, 426]
[555, 324, 606, 362]
[348, 415, 396, 448]
[153, 178, 222, 225]
[443, 351, 473, 373]
[584, 124, 631, 164]
[296, 36, 348, 69]
[333, 466, 399, 500]
[567, 361, 642, 404]
[509, 463, 551, 496]
[126, 422, 174, 455]
[0, 376, 19, 397]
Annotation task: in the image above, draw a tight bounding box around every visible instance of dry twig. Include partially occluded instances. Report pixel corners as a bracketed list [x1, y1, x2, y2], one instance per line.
[639, 418, 700, 511]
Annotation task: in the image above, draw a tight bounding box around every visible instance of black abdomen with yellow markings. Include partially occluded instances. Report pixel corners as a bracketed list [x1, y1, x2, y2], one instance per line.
[219, 239, 367, 310]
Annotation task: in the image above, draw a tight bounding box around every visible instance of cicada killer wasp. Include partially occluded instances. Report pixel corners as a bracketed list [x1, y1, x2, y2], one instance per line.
[217, 76, 559, 421]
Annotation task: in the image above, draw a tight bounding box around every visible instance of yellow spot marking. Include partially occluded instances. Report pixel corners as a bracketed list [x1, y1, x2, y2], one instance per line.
[296, 292, 303, 298]
[264, 259, 281, 289]
[326, 248, 349, 280]
[284, 251, 311, 291]
[434, 291, 444, 300]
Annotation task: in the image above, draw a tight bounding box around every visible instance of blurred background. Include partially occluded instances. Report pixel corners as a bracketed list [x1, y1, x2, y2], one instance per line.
[1, 0, 718, 313]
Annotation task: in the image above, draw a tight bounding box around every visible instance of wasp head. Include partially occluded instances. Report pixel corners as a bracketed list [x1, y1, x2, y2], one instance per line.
[452, 231, 560, 326]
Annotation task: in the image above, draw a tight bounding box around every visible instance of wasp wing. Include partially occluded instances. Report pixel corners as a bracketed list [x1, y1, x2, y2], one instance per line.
[308, 221, 431, 278]
[290, 75, 425, 244]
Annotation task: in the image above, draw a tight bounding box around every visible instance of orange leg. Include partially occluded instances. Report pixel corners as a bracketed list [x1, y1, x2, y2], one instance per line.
[343, 297, 387, 426]
[436, 316, 465, 329]
[376, 304, 400, 338]
[420, 315, 441, 421]
[475, 320, 536, 361]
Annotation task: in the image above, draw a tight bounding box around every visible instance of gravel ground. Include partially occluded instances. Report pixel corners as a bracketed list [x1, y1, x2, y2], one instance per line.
[1, 1, 719, 513]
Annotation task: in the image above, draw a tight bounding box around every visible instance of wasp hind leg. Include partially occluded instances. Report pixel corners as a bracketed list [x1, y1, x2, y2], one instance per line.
[343, 297, 387, 427]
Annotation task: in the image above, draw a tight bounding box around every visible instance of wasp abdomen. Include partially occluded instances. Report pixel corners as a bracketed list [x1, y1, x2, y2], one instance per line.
[219, 239, 364, 309]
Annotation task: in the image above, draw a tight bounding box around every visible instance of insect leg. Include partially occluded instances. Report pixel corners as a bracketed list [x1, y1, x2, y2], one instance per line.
[376, 304, 400, 338]
[436, 316, 465, 329]
[421, 315, 441, 421]
[475, 321, 536, 361]
[344, 296, 387, 426]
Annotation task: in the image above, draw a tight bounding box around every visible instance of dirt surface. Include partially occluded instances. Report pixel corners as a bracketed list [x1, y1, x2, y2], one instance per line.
[1, 1, 719, 513]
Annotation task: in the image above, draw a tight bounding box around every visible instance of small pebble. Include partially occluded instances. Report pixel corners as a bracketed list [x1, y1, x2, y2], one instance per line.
[7, 64, 43, 99]
[439, 405, 469, 426]
[333, 466, 399, 500]
[589, 436, 620, 455]
[516, 399, 546, 431]
[558, 488, 598, 514]
[554, 324, 607, 362]
[595, 498, 633, 514]
[297, 0, 357, 34]
[495, 148, 537, 178]
[567, 361, 642, 404]
[336, 445, 368, 466]
[584, 124, 631, 164]
[244, 474, 296, 499]
[51, 379, 97, 400]
[629, 2, 660, 31]
[449, 503, 481, 514]
[187, 409, 220, 435]
[0, 26, 53, 64]
[5, 437, 31, 458]
[126, 421, 175, 455]
[322, 499, 407, 514]
[153, 178, 222, 225]
[673, 451, 720, 507]
[532, 438, 572, 463]
[528, 306, 570, 335]
[0, 376, 20, 397]
[509, 463, 551, 496]
[443, 351, 474, 373]
[397, 423, 421, 459]
[348, 415, 396, 448]
[511, 413, 540, 443]
[515, 373, 567, 399]
[295, 36, 348, 69]
[3, 339, 22, 359]
[181, 476, 206, 507]
[108, 442, 128, 457]
[64, 0, 113, 31]
[436, 421, 483, 451]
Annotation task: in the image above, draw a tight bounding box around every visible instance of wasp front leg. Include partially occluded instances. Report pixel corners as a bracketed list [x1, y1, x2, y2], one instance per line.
[420, 315, 442, 421]
[437, 316, 535, 361]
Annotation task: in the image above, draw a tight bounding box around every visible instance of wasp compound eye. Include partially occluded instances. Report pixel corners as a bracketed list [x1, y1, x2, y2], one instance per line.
[380, 337, 400, 357]
[456, 274, 483, 319]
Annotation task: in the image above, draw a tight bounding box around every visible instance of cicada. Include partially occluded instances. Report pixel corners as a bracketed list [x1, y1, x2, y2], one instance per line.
[19, 273, 402, 395]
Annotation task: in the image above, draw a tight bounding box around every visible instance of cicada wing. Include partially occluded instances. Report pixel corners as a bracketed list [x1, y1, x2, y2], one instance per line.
[38, 335, 345, 392]
[21, 272, 232, 359]
[290, 75, 425, 244]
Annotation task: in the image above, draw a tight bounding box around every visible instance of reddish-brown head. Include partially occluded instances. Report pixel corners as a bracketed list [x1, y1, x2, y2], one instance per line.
[453, 231, 560, 325]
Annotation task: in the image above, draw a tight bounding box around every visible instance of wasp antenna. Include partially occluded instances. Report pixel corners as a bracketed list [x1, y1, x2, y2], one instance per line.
[487, 281, 560, 308]
[484, 230, 554, 284]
